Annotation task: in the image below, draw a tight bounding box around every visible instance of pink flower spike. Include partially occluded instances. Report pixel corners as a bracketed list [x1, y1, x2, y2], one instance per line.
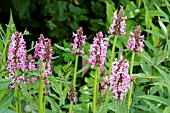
[88, 31, 109, 69]
[126, 25, 145, 52]
[70, 27, 87, 55]
[110, 56, 130, 100]
[108, 6, 127, 36]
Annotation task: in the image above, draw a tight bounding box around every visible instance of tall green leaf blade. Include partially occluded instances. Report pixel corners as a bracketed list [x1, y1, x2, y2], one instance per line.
[6, 10, 16, 41]
[139, 95, 170, 105]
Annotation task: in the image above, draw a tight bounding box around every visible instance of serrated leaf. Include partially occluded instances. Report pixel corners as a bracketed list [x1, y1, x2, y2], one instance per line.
[46, 96, 60, 112]
[76, 64, 90, 74]
[54, 44, 71, 52]
[27, 70, 40, 76]
[48, 76, 70, 84]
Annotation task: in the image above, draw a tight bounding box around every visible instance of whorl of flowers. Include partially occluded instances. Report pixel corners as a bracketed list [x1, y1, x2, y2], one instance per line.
[34, 34, 52, 77]
[88, 32, 109, 69]
[67, 84, 77, 103]
[99, 71, 109, 93]
[26, 55, 36, 71]
[7, 32, 27, 75]
[110, 56, 130, 100]
[70, 27, 87, 55]
[126, 25, 145, 52]
[108, 6, 127, 36]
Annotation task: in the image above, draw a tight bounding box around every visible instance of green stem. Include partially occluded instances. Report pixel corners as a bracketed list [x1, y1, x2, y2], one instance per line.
[44, 91, 46, 113]
[30, 103, 33, 113]
[127, 52, 135, 113]
[105, 35, 118, 108]
[93, 66, 98, 113]
[15, 82, 19, 113]
[14, 71, 21, 113]
[69, 55, 79, 113]
[96, 67, 100, 110]
[2, 42, 8, 63]
[38, 62, 46, 113]
[69, 101, 73, 113]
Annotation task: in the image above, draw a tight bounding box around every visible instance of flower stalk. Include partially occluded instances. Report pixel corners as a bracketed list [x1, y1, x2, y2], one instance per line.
[127, 52, 135, 113]
[105, 35, 117, 106]
[69, 55, 79, 113]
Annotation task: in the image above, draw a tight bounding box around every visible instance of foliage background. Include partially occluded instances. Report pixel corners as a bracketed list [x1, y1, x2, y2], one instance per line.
[0, 0, 170, 113]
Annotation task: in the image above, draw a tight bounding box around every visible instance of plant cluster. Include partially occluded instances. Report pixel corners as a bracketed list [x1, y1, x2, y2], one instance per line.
[0, 0, 170, 113]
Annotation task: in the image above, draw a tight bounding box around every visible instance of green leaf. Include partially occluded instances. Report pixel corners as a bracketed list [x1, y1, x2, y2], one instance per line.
[140, 59, 152, 75]
[0, 109, 15, 113]
[6, 10, 16, 41]
[144, 100, 163, 113]
[46, 96, 61, 112]
[145, 29, 165, 39]
[70, 21, 79, 30]
[54, 44, 71, 52]
[139, 95, 170, 105]
[158, 19, 168, 39]
[69, 4, 86, 15]
[48, 76, 70, 84]
[0, 91, 12, 109]
[104, 1, 115, 28]
[0, 79, 10, 91]
[58, 1, 67, 21]
[154, 3, 169, 22]
[163, 106, 170, 113]
[124, 1, 140, 18]
[12, 0, 30, 19]
[76, 64, 90, 74]
[27, 70, 40, 77]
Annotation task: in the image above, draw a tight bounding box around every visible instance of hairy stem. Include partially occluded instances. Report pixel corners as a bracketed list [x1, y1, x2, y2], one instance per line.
[127, 52, 135, 113]
[105, 35, 118, 109]
[69, 55, 79, 113]
[93, 66, 98, 113]
[38, 62, 46, 113]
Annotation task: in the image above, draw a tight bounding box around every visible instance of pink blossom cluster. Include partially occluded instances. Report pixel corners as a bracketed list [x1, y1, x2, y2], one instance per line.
[8, 75, 24, 90]
[70, 27, 87, 55]
[88, 32, 109, 69]
[34, 34, 52, 78]
[126, 25, 145, 52]
[7, 32, 27, 75]
[26, 55, 36, 71]
[108, 6, 127, 36]
[68, 84, 77, 103]
[110, 56, 130, 100]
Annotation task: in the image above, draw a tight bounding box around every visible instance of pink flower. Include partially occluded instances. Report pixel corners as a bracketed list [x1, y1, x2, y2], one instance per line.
[70, 27, 87, 55]
[34, 34, 52, 77]
[88, 32, 109, 69]
[110, 56, 130, 100]
[126, 25, 145, 52]
[7, 32, 27, 75]
[26, 55, 36, 71]
[67, 84, 77, 103]
[108, 6, 127, 36]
